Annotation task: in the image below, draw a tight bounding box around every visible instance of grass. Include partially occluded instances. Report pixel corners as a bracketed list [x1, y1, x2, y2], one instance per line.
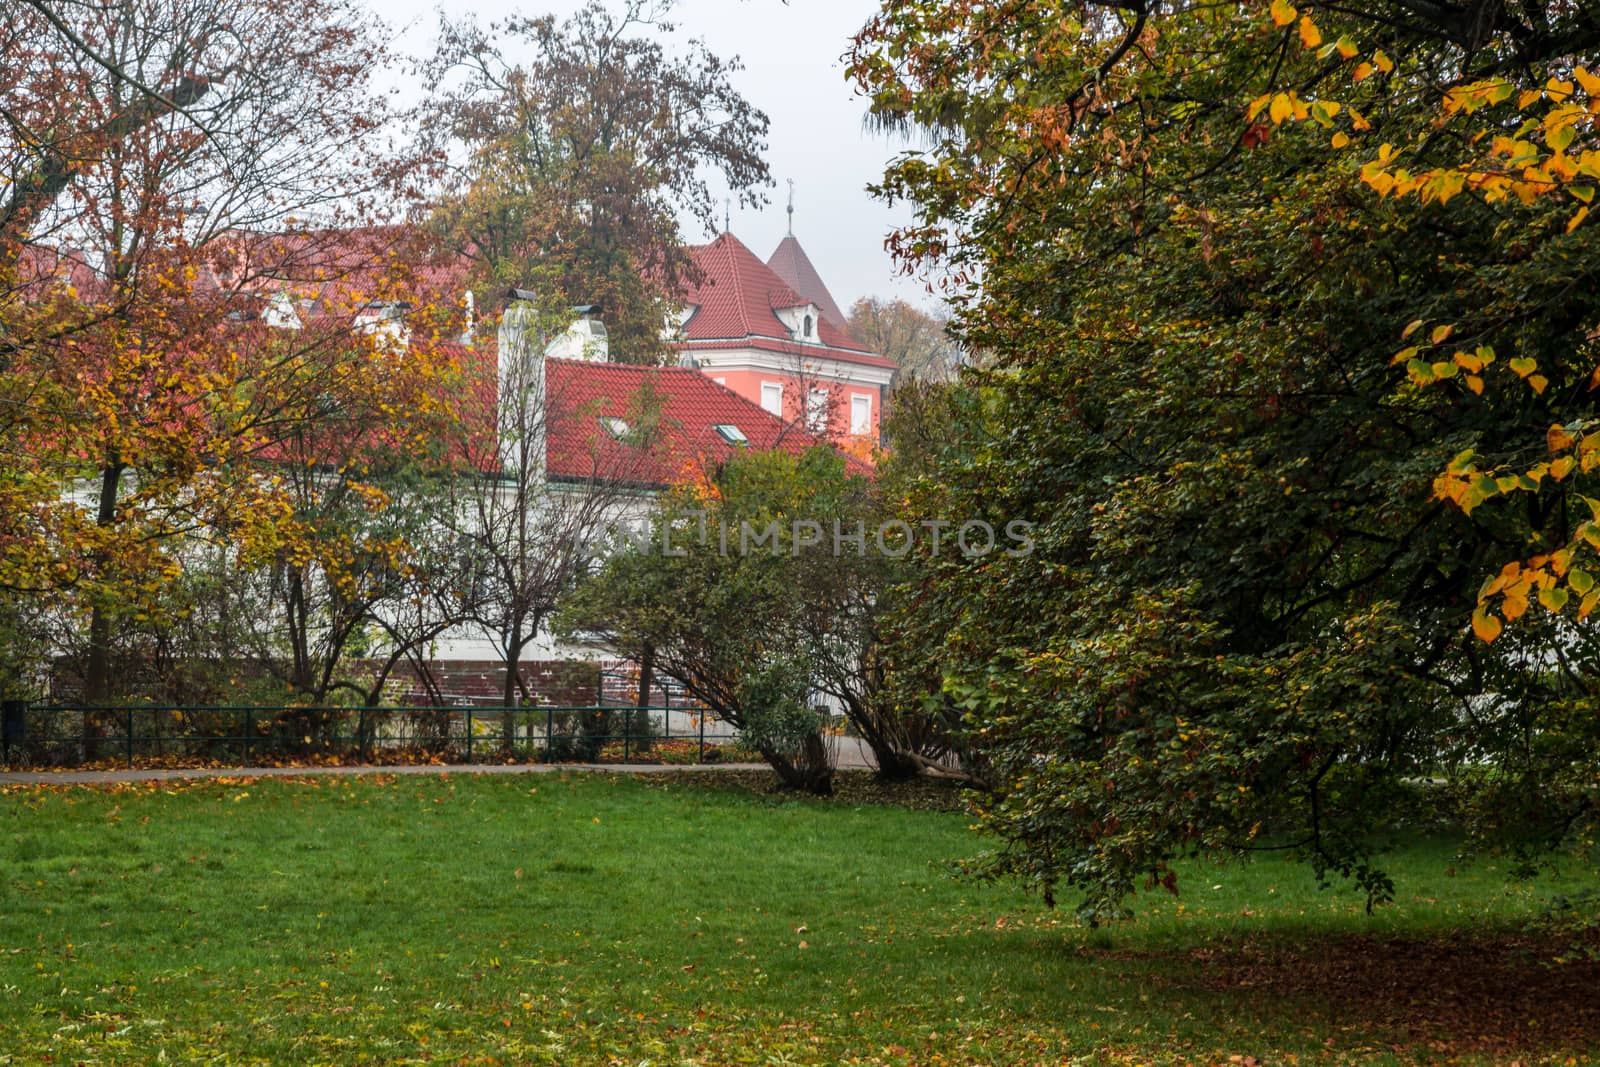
[0, 771, 1595, 1065]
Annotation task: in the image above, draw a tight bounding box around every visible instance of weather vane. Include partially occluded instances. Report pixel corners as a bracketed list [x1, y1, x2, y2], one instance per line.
[786, 179, 795, 236]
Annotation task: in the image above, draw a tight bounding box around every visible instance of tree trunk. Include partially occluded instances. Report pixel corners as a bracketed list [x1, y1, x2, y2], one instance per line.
[759, 738, 833, 796]
[866, 738, 922, 782]
[632, 643, 655, 754]
[501, 616, 526, 709]
[82, 461, 124, 704]
[501, 618, 529, 755]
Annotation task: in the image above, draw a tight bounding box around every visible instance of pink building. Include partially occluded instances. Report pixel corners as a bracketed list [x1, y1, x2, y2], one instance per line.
[674, 232, 895, 446]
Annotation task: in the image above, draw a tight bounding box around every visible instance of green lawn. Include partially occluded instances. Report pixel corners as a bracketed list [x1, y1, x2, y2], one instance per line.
[0, 772, 1595, 1065]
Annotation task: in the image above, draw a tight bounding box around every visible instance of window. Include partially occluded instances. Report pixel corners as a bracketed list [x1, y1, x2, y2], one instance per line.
[806, 388, 829, 433]
[713, 423, 748, 445]
[803, 314, 813, 339]
[850, 394, 872, 436]
[760, 382, 783, 415]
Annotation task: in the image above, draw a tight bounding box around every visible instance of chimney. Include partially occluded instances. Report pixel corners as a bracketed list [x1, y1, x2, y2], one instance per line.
[545, 304, 609, 362]
[497, 289, 546, 478]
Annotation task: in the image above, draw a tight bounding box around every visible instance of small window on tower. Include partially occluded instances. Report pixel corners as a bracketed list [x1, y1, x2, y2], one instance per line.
[803, 314, 813, 339]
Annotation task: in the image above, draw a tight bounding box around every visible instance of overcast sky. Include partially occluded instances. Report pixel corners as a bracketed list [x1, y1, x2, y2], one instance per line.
[376, 0, 939, 313]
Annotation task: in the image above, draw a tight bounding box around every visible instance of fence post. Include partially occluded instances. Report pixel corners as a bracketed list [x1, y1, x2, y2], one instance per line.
[623, 706, 631, 764]
[358, 707, 368, 763]
[125, 707, 134, 767]
[698, 711, 705, 765]
[545, 706, 553, 764]
[466, 709, 473, 762]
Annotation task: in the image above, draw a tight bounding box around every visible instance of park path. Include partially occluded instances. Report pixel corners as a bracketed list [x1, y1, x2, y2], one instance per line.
[0, 737, 876, 785]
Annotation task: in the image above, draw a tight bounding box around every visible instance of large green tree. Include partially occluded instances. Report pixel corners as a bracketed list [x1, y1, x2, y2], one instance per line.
[851, 1, 1600, 919]
[558, 445, 977, 791]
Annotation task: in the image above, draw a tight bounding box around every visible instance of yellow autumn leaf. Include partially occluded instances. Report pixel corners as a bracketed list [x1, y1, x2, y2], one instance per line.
[1471, 607, 1502, 643]
[1331, 131, 1350, 149]
[1430, 324, 1454, 344]
[1529, 374, 1550, 395]
[1549, 424, 1577, 452]
[1269, 93, 1294, 124]
[1298, 15, 1321, 49]
[1373, 50, 1394, 74]
[1270, 0, 1297, 27]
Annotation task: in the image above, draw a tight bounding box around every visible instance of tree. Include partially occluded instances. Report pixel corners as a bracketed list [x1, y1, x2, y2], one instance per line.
[422, 0, 771, 364]
[444, 296, 651, 709]
[847, 296, 962, 382]
[558, 447, 846, 793]
[234, 427, 462, 711]
[0, 0, 452, 702]
[849, 1, 1600, 919]
[560, 443, 981, 789]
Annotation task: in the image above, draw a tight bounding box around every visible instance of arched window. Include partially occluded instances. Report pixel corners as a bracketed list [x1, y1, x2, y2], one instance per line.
[803, 314, 813, 338]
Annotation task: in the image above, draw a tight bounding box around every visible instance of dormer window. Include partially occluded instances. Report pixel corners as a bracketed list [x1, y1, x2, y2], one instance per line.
[263, 290, 303, 330]
[773, 300, 820, 342]
[599, 416, 631, 440]
[713, 423, 748, 445]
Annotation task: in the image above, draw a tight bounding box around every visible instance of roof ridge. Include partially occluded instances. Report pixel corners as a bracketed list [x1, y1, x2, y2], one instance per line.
[723, 234, 749, 335]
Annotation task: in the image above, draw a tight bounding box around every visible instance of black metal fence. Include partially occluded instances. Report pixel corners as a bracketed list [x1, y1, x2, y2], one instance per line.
[0, 701, 746, 769]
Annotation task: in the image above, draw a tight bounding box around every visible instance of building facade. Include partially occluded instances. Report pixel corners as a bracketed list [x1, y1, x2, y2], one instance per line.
[674, 233, 894, 446]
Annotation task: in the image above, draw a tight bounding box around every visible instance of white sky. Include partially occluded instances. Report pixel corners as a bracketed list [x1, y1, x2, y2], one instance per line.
[374, 0, 941, 313]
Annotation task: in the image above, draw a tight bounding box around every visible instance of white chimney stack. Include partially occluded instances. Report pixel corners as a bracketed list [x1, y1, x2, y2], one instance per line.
[497, 291, 545, 477]
[544, 304, 609, 362]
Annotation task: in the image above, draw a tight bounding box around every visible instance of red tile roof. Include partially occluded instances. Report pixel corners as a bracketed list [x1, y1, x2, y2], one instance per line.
[681, 234, 891, 368]
[542, 359, 868, 485]
[208, 226, 472, 320]
[11, 244, 110, 301]
[454, 341, 870, 487]
[767, 234, 849, 329]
